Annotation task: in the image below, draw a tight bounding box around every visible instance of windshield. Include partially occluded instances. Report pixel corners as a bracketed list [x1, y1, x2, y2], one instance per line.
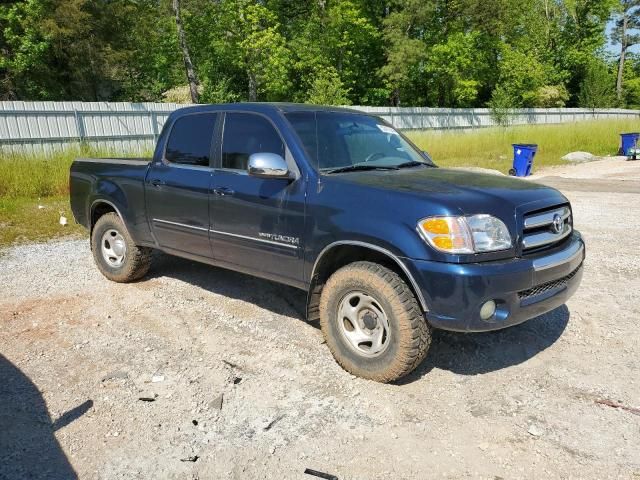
[285, 111, 434, 173]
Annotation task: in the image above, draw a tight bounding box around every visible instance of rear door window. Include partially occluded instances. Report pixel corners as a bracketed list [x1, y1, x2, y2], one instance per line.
[165, 113, 218, 167]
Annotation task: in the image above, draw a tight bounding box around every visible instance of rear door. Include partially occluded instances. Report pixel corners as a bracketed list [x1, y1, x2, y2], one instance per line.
[209, 112, 306, 286]
[145, 112, 218, 258]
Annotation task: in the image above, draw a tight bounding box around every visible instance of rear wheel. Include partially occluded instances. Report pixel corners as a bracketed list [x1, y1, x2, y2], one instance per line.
[319, 261, 431, 383]
[91, 212, 152, 282]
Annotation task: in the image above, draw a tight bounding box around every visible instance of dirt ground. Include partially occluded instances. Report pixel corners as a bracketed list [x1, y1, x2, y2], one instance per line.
[1, 157, 639, 479]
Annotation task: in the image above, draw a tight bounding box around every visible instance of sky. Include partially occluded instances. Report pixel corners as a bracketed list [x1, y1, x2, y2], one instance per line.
[605, 18, 640, 57]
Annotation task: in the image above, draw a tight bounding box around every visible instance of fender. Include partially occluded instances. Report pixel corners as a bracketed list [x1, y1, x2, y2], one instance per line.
[89, 198, 127, 230]
[310, 240, 429, 312]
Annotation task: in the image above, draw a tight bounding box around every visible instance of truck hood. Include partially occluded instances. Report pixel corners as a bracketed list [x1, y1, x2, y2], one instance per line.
[328, 167, 567, 215]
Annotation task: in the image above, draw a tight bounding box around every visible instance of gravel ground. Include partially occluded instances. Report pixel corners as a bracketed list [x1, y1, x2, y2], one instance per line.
[1, 157, 639, 479]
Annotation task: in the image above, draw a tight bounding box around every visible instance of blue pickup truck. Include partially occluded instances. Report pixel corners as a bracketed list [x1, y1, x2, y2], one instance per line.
[70, 103, 584, 382]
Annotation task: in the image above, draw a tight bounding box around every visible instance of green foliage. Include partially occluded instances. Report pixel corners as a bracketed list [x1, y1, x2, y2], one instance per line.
[288, 0, 382, 104]
[200, 78, 240, 104]
[162, 85, 201, 104]
[0, 0, 54, 99]
[489, 86, 516, 127]
[194, 0, 291, 101]
[425, 32, 484, 107]
[624, 76, 640, 106]
[578, 60, 617, 108]
[0, 0, 622, 107]
[306, 67, 352, 105]
[490, 48, 549, 108]
[533, 85, 570, 108]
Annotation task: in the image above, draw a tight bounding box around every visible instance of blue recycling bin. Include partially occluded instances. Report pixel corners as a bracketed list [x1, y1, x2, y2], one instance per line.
[510, 144, 538, 177]
[619, 132, 639, 157]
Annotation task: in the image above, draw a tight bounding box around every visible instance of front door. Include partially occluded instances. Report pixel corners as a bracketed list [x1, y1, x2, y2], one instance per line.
[146, 112, 218, 258]
[209, 112, 305, 286]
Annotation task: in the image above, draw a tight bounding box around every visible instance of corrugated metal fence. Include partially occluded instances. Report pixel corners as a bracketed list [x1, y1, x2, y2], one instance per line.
[0, 102, 179, 154]
[1, 101, 639, 154]
[356, 106, 640, 131]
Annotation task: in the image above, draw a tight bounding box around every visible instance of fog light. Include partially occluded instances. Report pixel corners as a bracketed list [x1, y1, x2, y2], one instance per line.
[480, 300, 497, 320]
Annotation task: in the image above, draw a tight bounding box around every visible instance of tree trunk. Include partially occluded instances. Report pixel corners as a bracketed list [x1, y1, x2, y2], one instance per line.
[173, 0, 199, 103]
[390, 88, 400, 107]
[616, 14, 627, 102]
[248, 71, 257, 102]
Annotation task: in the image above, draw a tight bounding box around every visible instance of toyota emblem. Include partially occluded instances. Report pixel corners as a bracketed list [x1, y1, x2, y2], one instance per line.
[552, 214, 563, 234]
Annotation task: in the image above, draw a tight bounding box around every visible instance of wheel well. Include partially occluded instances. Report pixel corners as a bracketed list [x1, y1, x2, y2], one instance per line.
[91, 202, 117, 231]
[306, 244, 425, 322]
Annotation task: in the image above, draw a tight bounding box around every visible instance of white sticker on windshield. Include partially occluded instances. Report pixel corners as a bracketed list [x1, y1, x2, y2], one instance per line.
[377, 124, 398, 135]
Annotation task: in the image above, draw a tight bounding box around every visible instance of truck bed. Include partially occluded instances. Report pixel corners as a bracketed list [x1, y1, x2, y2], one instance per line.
[69, 157, 152, 234]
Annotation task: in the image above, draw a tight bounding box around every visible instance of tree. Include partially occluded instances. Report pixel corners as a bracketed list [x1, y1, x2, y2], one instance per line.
[0, 0, 620, 106]
[379, 0, 433, 106]
[198, 0, 290, 102]
[489, 47, 550, 108]
[578, 59, 616, 108]
[0, 0, 51, 99]
[0, 0, 184, 101]
[612, 0, 640, 101]
[425, 32, 485, 107]
[288, 0, 382, 105]
[306, 67, 351, 105]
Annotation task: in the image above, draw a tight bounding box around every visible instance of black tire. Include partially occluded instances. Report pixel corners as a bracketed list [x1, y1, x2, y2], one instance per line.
[508, 168, 516, 176]
[91, 212, 152, 282]
[319, 261, 431, 383]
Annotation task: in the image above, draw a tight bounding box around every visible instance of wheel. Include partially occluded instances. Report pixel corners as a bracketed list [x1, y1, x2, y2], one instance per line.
[508, 168, 516, 176]
[319, 261, 431, 382]
[91, 212, 152, 282]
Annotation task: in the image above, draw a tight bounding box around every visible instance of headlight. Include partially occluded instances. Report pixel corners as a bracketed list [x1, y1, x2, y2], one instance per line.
[417, 215, 512, 254]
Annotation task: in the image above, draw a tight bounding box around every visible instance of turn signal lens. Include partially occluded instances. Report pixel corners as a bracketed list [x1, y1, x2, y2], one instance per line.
[417, 215, 512, 254]
[417, 216, 474, 254]
[432, 236, 453, 249]
[421, 218, 450, 234]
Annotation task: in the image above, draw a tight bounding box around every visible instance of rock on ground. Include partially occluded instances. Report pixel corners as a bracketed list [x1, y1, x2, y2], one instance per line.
[561, 151, 597, 162]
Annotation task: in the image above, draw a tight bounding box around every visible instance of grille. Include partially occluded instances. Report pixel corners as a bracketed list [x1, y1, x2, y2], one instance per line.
[522, 205, 572, 253]
[518, 266, 581, 300]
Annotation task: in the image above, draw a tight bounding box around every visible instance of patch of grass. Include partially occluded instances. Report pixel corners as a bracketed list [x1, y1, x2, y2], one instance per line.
[0, 196, 85, 247]
[0, 150, 74, 198]
[0, 146, 151, 198]
[0, 146, 152, 247]
[406, 119, 640, 173]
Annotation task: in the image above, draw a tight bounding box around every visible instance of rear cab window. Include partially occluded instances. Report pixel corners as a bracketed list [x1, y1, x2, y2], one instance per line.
[165, 113, 218, 167]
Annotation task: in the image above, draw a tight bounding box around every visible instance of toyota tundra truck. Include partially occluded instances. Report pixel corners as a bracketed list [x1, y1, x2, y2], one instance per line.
[69, 103, 585, 383]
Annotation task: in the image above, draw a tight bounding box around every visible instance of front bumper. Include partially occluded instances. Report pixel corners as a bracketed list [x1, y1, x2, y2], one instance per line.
[402, 232, 585, 332]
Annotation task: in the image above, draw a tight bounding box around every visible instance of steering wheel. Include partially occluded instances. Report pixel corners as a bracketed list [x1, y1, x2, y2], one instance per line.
[364, 152, 386, 163]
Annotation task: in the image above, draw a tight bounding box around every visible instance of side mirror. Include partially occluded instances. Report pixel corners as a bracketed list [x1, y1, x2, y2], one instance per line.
[247, 152, 291, 179]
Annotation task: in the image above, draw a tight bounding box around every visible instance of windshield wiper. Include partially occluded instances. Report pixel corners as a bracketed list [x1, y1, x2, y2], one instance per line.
[323, 164, 399, 174]
[395, 160, 433, 169]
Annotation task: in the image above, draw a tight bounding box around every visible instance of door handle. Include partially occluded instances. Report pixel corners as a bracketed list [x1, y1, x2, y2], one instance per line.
[213, 187, 234, 196]
[150, 179, 165, 187]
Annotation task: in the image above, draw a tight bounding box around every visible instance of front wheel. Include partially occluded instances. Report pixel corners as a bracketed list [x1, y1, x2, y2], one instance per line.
[319, 261, 431, 383]
[91, 212, 152, 282]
